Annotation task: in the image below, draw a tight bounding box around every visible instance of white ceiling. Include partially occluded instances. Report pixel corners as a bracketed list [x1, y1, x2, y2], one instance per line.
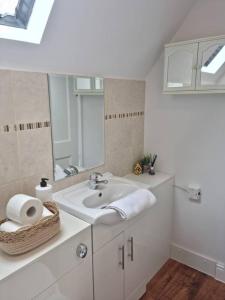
[0, 0, 196, 79]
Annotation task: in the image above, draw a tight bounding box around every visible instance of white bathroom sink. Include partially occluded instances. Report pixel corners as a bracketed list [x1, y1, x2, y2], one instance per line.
[53, 174, 150, 225]
[83, 183, 137, 208]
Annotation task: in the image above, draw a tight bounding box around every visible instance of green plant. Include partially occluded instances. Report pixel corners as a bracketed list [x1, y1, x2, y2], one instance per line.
[140, 154, 151, 166]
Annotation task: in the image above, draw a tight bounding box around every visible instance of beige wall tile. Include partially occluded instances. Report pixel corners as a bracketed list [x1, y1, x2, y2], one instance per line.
[107, 146, 134, 177]
[107, 119, 132, 152]
[20, 175, 49, 197]
[17, 128, 53, 179]
[106, 118, 144, 177]
[12, 71, 50, 123]
[104, 78, 145, 114]
[0, 70, 14, 125]
[0, 132, 19, 185]
[0, 181, 22, 221]
[131, 117, 144, 155]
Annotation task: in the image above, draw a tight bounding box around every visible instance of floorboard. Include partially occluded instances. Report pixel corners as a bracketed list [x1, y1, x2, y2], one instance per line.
[140, 259, 225, 300]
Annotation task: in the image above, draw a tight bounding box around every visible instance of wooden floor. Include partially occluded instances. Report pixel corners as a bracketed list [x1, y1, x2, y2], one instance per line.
[140, 259, 225, 300]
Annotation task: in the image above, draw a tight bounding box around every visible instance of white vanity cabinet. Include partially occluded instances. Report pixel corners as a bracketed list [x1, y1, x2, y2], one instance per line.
[93, 173, 174, 300]
[0, 211, 93, 300]
[164, 35, 225, 93]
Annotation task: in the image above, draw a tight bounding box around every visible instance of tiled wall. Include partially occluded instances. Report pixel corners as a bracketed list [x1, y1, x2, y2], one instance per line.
[0, 71, 145, 219]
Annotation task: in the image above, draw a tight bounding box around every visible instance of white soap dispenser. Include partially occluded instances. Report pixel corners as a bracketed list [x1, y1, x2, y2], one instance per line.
[35, 178, 52, 203]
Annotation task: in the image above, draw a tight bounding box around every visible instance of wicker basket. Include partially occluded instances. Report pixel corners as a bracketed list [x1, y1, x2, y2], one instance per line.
[0, 202, 60, 256]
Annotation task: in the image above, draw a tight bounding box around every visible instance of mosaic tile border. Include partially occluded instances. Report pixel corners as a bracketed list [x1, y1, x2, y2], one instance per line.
[105, 111, 144, 120]
[0, 111, 144, 133]
[0, 121, 51, 134]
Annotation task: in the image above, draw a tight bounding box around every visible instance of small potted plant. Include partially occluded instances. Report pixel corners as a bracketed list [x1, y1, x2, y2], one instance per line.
[140, 154, 151, 173]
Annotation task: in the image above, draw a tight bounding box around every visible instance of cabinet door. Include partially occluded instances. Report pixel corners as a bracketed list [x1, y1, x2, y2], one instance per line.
[93, 233, 125, 300]
[34, 256, 93, 300]
[124, 216, 152, 300]
[164, 43, 198, 92]
[196, 38, 225, 90]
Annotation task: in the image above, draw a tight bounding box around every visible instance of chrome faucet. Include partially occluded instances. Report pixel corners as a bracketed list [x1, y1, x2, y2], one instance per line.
[69, 165, 79, 175]
[64, 165, 79, 176]
[88, 172, 108, 190]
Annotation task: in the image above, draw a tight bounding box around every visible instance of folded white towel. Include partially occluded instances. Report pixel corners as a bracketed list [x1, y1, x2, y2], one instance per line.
[106, 189, 156, 220]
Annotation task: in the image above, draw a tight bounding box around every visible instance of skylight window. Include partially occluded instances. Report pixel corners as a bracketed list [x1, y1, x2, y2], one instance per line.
[201, 45, 225, 74]
[0, 0, 19, 17]
[0, 0, 54, 43]
[0, 0, 36, 29]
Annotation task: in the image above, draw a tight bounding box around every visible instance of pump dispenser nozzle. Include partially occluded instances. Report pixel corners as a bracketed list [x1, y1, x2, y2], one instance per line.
[40, 178, 49, 187]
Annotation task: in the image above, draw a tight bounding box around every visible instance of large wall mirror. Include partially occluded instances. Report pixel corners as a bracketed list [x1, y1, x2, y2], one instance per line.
[48, 75, 105, 181]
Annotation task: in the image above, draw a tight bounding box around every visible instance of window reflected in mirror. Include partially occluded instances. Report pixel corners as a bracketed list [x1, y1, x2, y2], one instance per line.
[48, 75, 105, 181]
[200, 43, 225, 87]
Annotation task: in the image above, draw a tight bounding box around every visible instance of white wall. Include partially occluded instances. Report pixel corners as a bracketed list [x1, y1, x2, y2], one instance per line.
[0, 0, 196, 79]
[145, 0, 225, 263]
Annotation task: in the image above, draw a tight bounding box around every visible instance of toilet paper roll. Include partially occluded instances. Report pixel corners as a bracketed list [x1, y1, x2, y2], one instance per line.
[0, 221, 29, 232]
[42, 207, 53, 218]
[6, 194, 43, 225]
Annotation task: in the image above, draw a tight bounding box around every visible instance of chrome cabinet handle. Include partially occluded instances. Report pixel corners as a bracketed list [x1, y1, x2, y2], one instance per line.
[119, 245, 125, 270]
[76, 243, 88, 259]
[128, 237, 134, 261]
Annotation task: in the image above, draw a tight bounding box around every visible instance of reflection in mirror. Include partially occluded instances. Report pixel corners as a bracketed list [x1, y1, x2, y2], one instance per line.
[167, 50, 193, 88]
[200, 44, 225, 87]
[48, 75, 105, 181]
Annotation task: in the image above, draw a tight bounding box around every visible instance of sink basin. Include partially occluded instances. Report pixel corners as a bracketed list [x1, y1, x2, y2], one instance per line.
[83, 184, 137, 209]
[53, 174, 151, 225]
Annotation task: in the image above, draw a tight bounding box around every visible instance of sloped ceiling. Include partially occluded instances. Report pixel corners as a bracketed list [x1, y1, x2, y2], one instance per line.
[0, 0, 196, 79]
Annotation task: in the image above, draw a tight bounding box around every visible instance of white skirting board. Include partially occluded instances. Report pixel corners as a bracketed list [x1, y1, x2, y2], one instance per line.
[215, 262, 225, 283]
[171, 243, 225, 283]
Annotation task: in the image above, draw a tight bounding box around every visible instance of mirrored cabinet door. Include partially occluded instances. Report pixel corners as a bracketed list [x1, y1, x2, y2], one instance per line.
[74, 77, 104, 93]
[76, 77, 92, 90]
[196, 39, 225, 90]
[164, 43, 198, 91]
[95, 77, 104, 90]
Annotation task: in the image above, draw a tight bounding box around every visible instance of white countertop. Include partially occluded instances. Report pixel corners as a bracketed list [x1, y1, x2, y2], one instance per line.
[125, 171, 174, 189]
[0, 210, 90, 282]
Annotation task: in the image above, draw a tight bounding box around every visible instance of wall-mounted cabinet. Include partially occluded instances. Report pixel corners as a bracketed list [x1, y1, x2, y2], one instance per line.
[74, 76, 104, 94]
[164, 36, 225, 94]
